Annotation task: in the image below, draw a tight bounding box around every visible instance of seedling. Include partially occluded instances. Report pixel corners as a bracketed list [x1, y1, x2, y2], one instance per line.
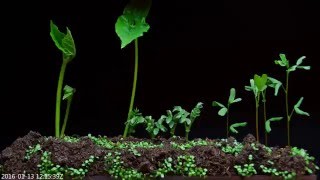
[245, 74, 268, 142]
[274, 54, 310, 146]
[230, 122, 247, 134]
[184, 102, 203, 140]
[60, 85, 76, 137]
[169, 106, 190, 136]
[50, 20, 76, 138]
[125, 109, 145, 136]
[115, 0, 152, 138]
[212, 88, 242, 137]
[145, 116, 167, 138]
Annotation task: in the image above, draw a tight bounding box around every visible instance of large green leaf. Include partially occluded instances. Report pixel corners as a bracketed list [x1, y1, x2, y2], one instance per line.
[254, 74, 268, 91]
[115, 0, 152, 48]
[294, 97, 310, 117]
[50, 21, 76, 60]
[265, 117, 283, 133]
[230, 122, 247, 134]
[218, 107, 228, 116]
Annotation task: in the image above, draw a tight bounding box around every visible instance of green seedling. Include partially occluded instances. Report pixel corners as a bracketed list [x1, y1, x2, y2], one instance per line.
[50, 20, 76, 138]
[274, 54, 310, 146]
[145, 116, 167, 138]
[184, 102, 203, 140]
[245, 74, 268, 142]
[230, 122, 247, 134]
[212, 88, 242, 137]
[169, 106, 190, 137]
[115, 0, 152, 138]
[125, 108, 145, 136]
[265, 117, 283, 133]
[60, 85, 76, 137]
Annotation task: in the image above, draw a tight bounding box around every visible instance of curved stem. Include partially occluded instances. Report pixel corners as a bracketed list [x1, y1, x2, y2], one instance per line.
[60, 96, 73, 138]
[226, 104, 230, 137]
[286, 72, 290, 146]
[55, 61, 68, 138]
[171, 123, 177, 137]
[123, 39, 139, 137]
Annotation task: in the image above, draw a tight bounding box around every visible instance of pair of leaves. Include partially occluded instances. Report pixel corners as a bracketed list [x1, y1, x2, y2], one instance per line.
[293, 97, 310, 118]
[212, 88, 242, 116]
[265, 117, 283, 133]
[145, 116, 167, 136]
[275, 54, 310, 72]
[190, 102, 204, 122]
[245, 74, 270, 98]
[50, 21, 76, 61]
[266, 77, 282, 96]
[115, 0, 152, 48]
[63, 85, 76, 100]
[230, 122, 247, 134]
[173, 106, 191, 125]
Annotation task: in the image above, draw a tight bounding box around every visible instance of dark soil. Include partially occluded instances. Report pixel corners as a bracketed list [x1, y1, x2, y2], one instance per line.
[0, 131, 318, 179]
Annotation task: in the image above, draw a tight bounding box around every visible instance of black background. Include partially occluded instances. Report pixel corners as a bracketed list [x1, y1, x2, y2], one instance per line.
[1, 0, 319, 169]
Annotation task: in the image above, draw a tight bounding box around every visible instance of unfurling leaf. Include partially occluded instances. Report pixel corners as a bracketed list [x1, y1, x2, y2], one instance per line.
[265, 117, 283, 133]
[294, 97, 310, 117]
[267, 77, 282, 96]
[218, 107, 228, 116]
[63, 85, 76, 100]
[230, 122, 247, 134]
[153, 128, 159, 136]
[254, 74, 268, 91]
[190, 102, 203, 122]
[274, 53, 289, 67]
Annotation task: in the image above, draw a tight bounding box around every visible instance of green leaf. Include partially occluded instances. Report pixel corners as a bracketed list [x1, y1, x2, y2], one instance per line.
[232, 98, 242, 104]
[294, 97, 310, 117]
[254, 74, 268, 91]
[230, 122, 247, 134]
[265, 117, 283, 133]
[275, 53, 289, 67]
[63, 85, 76, 100]
[185, 118, 191, 125]
[50, 20, 76, 60]
[287, 65, 297, 72]
[115, 0, 152, 48]
[153, 128, 159, 136]
[169, 121, 174, 129]
[165, 110, 173, 123]
[267, 77, 282, 96]
[218, 107, 228, 116]
[297, 66, 311, 70]
[212, 101, 226, 108]
[228, 88, 236, 104]
[296, 56, 306, 66]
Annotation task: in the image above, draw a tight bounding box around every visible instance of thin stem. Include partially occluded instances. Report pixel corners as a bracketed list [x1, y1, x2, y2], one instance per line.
[171, 123, 177, 137]
[285, 72, 290, 146]
[263, 90, 267, 146]
[123, 39, 139, 137]
[255, 94, 260, 142]
[226, 104, 230, 137]
[55, 61, 68, 138]
[60, 96, 73, 138]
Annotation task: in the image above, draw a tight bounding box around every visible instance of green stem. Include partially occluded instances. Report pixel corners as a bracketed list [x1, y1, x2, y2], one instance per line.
[226, 104, 230, 138]
[255, 94, 260, 142]
[263, 91, 267, 146]
[60, 96, 73, 138]
[285, 72, 290, 146]
[123, 39, 139, 138]
[171, 123, 177, 137]
[185, 126, 190, 141]
[55, 61, 68, 138]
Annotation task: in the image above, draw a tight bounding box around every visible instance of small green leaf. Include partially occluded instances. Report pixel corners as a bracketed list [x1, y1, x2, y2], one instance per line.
[63, 85, 76, 100]
[265, 117, 283, 133]
[254, 74, 268, 91]
[296, 56, 306, 66]
[165, 110, 173, 123]
[294, 97, 310, 117]
[274, 54, 289, 67]
[287, 65, 297, 72]
[232, 98, 242, 104]
[230, 122, 247, 134]
[267, 77, 282, 96]
[185, 118, 191, 125]
[297, 66, 311, 70]
[228, 88, 236, 104]
[153, 128, 159, 136]
[218, 107, 228, 116]
[212, 101, 226, 108]
[169, 121, 174, 128]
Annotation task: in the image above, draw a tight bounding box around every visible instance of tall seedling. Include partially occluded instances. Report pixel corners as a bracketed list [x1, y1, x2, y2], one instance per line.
[50, 21, 76, 138]
[274, 54, 310, 146]
[212, 88, 242, 137]
[245, 74, 268, 142]
[115, 0, 152, 138]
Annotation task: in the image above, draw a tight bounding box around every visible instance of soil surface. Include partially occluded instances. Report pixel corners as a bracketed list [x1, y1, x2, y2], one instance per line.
[0, 131, 318, 179]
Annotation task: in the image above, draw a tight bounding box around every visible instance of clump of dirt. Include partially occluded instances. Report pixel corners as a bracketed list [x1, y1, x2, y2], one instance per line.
[0, 132, 318, 178]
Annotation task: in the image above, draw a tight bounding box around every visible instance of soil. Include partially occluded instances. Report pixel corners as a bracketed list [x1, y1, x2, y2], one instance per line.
[0, 131, 318, 179]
